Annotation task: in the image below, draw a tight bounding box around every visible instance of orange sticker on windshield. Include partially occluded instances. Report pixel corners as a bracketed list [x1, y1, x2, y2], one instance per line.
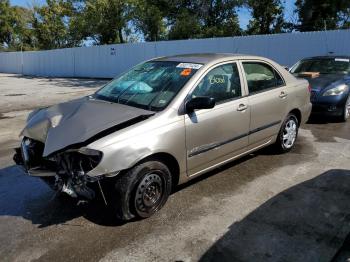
[181, 68, 192, 76]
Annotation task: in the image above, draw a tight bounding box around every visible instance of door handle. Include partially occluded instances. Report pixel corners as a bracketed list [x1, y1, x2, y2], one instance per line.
[237, 104, 248, 111]
[279, 91, 288, 98]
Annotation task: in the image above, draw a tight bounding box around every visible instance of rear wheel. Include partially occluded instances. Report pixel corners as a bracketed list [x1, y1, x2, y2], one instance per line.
[274, 114, 299, 153]
[341, 95, 350, 122]
[114, 160, 172, 221]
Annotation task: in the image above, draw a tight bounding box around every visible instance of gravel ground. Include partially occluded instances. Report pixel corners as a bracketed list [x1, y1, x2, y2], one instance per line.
[0, 73, 349, 262]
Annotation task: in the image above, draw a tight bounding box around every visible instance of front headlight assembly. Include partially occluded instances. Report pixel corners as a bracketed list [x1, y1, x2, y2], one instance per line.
[322, 84, 349, 96]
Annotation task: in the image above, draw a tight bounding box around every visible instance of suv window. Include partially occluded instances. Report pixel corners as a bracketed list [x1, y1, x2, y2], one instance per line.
[191, 63, 242, 104]
[242, 62, 284, 94]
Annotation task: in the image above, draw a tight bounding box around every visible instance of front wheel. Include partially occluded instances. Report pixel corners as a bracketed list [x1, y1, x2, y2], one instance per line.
[114, 160, 172, 221]
[274, 114, 299, 153]
[341, 95, 350, 122]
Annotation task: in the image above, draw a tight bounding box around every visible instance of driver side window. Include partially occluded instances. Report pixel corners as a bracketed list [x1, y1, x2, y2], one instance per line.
[191, 63, 242, 104]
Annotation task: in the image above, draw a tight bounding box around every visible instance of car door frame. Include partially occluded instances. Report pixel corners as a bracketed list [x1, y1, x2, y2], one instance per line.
[237, 59, 289, 146]
[182, 59, 251, 177]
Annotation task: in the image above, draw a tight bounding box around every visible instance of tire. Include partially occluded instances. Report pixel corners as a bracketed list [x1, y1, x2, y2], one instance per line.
[340, 95, 350, 122]
[114, 160, 172, 221]
[274, 114, 299, 153]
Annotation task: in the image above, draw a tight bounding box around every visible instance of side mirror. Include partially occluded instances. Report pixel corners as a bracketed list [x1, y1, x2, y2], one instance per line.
[186, 96, 215, 113]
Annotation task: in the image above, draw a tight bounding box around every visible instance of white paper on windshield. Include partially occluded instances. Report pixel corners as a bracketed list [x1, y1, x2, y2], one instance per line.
[335, 58, 350, 62]
[176, 63, 203, 69]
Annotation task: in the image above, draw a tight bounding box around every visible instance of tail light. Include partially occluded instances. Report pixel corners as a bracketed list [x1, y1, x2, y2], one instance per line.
[308, 84, 312, 93]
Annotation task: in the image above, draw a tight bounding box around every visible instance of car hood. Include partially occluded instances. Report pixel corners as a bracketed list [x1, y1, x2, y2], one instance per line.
[21, 96, 154, 157]
[296, 73, 349, 91]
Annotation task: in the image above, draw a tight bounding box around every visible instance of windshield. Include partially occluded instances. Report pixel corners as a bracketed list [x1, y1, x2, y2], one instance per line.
[94, 61, 201, 111]
[291, 58, 350, 75]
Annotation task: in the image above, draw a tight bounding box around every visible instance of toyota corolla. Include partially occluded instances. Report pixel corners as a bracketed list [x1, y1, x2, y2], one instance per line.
[14, 53, 311, 220]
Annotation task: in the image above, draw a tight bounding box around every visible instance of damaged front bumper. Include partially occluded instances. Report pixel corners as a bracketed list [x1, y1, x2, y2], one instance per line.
[14, 137, 105, 201]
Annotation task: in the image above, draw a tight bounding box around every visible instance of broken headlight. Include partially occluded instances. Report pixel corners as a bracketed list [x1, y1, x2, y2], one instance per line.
[56, 148, 103, 175]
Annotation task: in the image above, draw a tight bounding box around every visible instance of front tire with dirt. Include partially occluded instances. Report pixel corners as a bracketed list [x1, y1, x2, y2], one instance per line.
[113, 160, 172, 221]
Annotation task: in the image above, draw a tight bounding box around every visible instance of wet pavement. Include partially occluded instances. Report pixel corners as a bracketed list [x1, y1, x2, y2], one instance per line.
[0, 74, 350, 262]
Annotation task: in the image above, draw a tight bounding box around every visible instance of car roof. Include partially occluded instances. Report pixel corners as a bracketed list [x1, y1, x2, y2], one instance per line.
[153, 53, 263, 64]
[301, 55, 350, 60]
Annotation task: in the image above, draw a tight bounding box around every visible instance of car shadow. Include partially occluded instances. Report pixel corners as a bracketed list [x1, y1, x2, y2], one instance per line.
[200, 169, 350, 262]
[0, 165, 126, 228]
[307, 114, 343, 124]
[0, 137, 318, 229]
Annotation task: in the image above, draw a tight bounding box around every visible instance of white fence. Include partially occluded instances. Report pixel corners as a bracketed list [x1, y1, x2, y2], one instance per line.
[0, 29, 349, 78]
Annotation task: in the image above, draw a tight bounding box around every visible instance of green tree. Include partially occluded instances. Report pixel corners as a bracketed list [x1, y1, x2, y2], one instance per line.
[245, 0, 286, 34]
[295, 0, 350, 31]
[168, 9, 201, 40]
[10, 6, 36, 51]
[339, 6, 350, 29]
[0, 1, 36, 50]
[33, 0, 77, 50]
[132, 0, 168, 41]
[199, 0, 242, 37]
[0, 0, 14, 48]
[167, 0, 242, 40]
[167, 0, 202, 40]
[72, 0, 131, 45]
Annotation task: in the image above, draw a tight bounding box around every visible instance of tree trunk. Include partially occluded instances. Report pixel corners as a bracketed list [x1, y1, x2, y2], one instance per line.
[118, 28, 124, 43]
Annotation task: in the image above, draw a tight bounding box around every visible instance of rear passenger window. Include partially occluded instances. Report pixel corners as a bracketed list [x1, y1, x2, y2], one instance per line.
[242, 62, 284, 94]
[191, 63, 242, 104]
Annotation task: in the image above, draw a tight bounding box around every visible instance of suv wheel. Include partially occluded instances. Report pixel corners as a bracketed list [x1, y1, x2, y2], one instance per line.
[275, 114, 299, 153]
[114, 160, 172, 221]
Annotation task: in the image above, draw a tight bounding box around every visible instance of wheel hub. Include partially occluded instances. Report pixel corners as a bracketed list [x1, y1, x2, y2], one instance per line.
[345, 97, 350, 119]
[143, 182, 161, 206]
[282, 119, 297, 149]
[135, 172, 164, 213]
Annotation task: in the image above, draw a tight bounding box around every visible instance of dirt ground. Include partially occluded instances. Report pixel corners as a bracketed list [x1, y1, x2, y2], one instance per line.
[0, 73, 349, 262]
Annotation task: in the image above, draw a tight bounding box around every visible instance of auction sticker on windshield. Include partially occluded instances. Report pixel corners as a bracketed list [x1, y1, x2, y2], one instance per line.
[176, 63, 203, 69]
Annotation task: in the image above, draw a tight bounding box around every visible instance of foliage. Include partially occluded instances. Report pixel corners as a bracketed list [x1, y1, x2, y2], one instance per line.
[71, 0, 131, 45]
[0, 0, 13, 47]
[0, 0, 36, 50]
[167, 0, 242, 40]
[199, 0, 242, 37]
[245, 0, 286, 34]
[295, 0, 350, 31]
[32, 0, 77, 49]
[132, 0, 168, 41]
[168, 8, 202, 40]
[0, 0, 349, 51]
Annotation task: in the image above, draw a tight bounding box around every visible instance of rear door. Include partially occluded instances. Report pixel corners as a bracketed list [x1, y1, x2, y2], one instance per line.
[185, 62, 250, 176]
[240, 61, 288, 145]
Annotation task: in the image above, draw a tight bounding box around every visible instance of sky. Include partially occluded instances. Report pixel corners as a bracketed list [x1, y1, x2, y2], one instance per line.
[10, 0, 296, 30]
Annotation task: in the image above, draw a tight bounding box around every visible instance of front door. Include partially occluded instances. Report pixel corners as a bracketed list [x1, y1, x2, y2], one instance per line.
[185, 62, 250, 176]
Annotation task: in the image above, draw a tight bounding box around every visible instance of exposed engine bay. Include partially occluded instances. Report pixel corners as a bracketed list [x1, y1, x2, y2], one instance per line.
[14, 137, 104, 201]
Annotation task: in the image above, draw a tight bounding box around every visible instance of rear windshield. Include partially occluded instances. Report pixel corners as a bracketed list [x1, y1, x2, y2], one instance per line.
[291, 58, 350, 75]
[95, 61, 201, 111]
